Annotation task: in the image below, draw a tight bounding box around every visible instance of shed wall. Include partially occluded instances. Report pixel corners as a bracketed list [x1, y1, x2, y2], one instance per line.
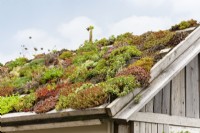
[143, 54, 200, 118]
[116, 54, 200, 133]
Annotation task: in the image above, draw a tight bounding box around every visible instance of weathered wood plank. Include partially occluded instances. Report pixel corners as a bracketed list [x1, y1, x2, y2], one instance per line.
[139, 107, 145, 112]
[163, 124, 169, 133]
[108, 121, 114, 133]
[1, 119, 102, 132]
[154, 90, 162, 113]
[152, 123, 157, 133]
[114, 38, 200, 121]
[158, 124, 164, 133]
[145, 99, 154, 112]
[118, 124, 130, 133]
[133, 122, 139, 133]
[139, 122, 145, 133]
[139, 107, 145, 133]
[130, 112, 200, 128]
[171, 69, 185, 116]
[1, 105, 107, 123]
[145, 99, 153, 133]
[162, 82, 171, 114]
[145, 123, 152, 133]
[186, 56, 199, 118]
[150, 26, 200, 81]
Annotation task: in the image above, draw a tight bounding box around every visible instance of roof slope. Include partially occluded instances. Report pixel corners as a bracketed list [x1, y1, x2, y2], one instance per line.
[0, 19, 198, 118]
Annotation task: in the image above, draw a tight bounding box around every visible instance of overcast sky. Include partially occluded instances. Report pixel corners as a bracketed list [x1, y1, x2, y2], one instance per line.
[0, 0, 200, 63]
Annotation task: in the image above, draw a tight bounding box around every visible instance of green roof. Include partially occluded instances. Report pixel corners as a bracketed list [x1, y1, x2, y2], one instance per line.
[0, 19, 198, 115]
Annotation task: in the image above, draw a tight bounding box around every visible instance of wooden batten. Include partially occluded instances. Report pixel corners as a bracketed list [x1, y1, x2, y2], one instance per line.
[130, 112, 200, 128]
[171, 69, 185, 116]
[162, 82, 171, 114]
[186, 56, 199, 118]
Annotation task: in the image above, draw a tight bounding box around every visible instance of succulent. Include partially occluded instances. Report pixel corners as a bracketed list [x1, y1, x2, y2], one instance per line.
[14, 93, 36, 112]
[34, 96, 57, 113]
[0, 95, 20, 115]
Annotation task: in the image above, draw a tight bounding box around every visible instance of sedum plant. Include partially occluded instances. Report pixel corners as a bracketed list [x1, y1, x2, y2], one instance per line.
[14, 93, 36, 112]
[40, 67, 63, 84]
[0, 95, 20, 115]
[130, 57, 154, 72]
[116, 65, 150, 87]
[59, 51, 73, 60]
[34, 96, 57, 113]
[6, 57, 28, 70]
[103, 75, 140, 97]
[56, 85, 108, 110]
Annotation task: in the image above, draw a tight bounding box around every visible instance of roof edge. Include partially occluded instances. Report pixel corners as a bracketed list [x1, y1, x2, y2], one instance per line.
[1, 104, 108, 123]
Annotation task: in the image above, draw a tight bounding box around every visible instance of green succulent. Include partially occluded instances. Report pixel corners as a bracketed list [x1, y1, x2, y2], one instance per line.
[40, 67, 63, 84]
[0, 95, 20, 115]
[6, 57, 28, 70]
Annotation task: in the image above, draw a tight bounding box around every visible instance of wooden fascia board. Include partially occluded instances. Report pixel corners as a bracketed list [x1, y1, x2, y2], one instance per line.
[113, 38, 200, 121]
[0, 104, 107, 123]
[1, 119, 102, 132]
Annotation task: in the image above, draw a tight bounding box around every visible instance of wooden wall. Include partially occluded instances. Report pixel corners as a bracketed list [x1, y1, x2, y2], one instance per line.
[116, 55, 200, 133]
[145, 55, 200, 118]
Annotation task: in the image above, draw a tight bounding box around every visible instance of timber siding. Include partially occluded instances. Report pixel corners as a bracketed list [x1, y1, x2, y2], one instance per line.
[116, 54, 200, 133]
[144, 54, 199, 117]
